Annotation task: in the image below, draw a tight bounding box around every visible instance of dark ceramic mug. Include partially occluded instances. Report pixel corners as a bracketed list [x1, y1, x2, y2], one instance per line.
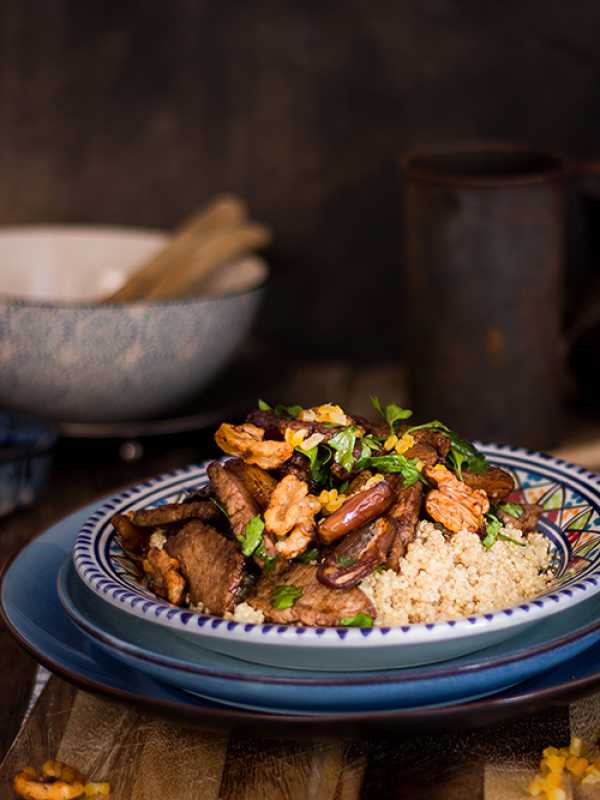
[400, 142, 579, 450]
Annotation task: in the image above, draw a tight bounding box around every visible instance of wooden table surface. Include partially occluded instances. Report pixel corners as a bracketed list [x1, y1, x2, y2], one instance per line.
[2, 363, 600, 799]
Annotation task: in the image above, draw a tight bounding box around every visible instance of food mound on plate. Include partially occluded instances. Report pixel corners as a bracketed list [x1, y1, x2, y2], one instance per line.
[111, 399, 554, 628]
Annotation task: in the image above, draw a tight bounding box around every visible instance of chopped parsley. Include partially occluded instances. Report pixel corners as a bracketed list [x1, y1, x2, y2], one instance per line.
[370, 396, 413, 434]
[366, 454, 425, 487]
[338, 612, 374, 627]
[482, 513, 526, 548]
[335, 554, 357, 568]
[407, 419, 488, 480]
[296, 443, 332, 486]
[498, 502, 523, 519]
[240, 515, 264, 557]
[257, 399, 302, 418]
[271, 584, 303, 609]
[209, 496, 228, 517]
[329, 427, 359, 472]
[297, 547, 320, 564]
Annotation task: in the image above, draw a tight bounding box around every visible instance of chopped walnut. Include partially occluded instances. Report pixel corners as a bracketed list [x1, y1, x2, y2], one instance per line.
[142, 546, 186, 605]
[264, 475, 321, 559]
[425, 463, 490, 533]
[215, 422, 293, 469]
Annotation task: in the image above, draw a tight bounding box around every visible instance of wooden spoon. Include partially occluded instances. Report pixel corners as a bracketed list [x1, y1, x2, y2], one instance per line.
[104, 194, 250, 303]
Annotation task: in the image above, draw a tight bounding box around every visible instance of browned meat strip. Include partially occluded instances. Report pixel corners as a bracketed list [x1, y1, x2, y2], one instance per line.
[166, 520, 247, 615]
[347, 470, 374, 494]
[112, 513, 148, 555]
[317, 517, 395, 589]
[207, 461, 260, 538]
[462, 467, 515, 500]
[318, 479, 395, 544]
[386, 483, 423, 570]
[224, 458, 277, 509]
[277, 451, 312, 486]
[142, 547, 186, 605]
[245, 409, 285, 439]
[128, 501, 218, 528]
[398, 427, 450, 469]
[498, 502, 543, 532]
[247, 563, 375, 626]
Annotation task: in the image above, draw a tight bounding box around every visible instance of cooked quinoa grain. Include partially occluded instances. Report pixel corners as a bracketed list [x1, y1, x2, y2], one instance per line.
[360, 521, 553, 625]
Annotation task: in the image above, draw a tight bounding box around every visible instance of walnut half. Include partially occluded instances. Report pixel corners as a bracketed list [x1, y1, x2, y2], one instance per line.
[214, 422, 293, 470]
[425, 463, 489, 533]
[264, 474, 321, 558]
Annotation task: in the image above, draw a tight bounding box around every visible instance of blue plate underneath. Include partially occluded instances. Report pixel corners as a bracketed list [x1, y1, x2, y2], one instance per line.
[59, 556, 600, 714]
[3, 500, 600, 719]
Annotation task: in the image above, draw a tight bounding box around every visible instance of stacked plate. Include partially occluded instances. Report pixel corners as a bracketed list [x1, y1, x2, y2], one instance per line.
[5, 444, 600, 732]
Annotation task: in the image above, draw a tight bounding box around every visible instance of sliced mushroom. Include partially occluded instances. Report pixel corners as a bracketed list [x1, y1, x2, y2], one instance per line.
[317, 517, 395, 589]
[318, 479, 395, 544]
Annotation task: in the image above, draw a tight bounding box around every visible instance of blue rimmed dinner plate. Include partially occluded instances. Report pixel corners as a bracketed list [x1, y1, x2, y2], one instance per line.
[73, 447, 600, 670]
[59, 556, 600, 714]
[5, 500, 600, 732]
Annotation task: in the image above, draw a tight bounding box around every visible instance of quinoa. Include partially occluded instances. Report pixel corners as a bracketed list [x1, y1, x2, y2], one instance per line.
[228, 601, 265, 624]
[360, 520, 553, 626]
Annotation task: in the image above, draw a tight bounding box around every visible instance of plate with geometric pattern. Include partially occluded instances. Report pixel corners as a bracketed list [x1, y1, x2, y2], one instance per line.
[73, 446, 600, 671]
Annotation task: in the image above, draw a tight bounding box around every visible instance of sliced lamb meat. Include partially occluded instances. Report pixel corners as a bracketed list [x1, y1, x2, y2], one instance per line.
[462, 466, 515, 500]
[247, 563, 375, 626]
[498, 502, 543, 532]
[277, 451, 313, 486]
[166, 520, 247, 615]
[317, 517, 395, 589]
[207, 461, 260, 538]
[386, 482, 423, 570]
[224, 458, 278, 509]
[128, 500, 218, 528]
[398, 427, 451, 469]
[112, 513, 148, 555]
[245, 409, 285, 439]
[142, 546, 186, 605]
[318, 479, 395, 544]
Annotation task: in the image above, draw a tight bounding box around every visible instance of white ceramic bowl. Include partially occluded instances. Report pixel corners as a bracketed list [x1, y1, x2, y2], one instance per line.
[0, 225, 267, 421]
[73, 446, 600, 671]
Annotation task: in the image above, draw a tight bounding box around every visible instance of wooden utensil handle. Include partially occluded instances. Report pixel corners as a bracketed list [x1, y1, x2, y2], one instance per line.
[143, 223, 272, 301]
[105, 194, 247, 303]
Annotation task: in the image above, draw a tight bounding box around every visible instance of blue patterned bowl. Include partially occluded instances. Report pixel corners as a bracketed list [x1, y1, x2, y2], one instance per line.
[73, 446, 600, 671]
[0, 226, 268, 421]
[0, 411, 57, 516]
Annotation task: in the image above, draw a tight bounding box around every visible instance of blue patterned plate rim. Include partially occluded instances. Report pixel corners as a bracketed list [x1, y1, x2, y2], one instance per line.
[59, 557, 600, 686]
[72, 444, 600, 645]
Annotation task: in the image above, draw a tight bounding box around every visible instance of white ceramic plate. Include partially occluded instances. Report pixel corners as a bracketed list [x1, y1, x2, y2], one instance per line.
[73, 446, 600, 671]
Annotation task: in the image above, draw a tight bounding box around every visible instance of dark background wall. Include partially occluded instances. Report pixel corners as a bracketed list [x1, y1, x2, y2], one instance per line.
[1, 1, 599, 357]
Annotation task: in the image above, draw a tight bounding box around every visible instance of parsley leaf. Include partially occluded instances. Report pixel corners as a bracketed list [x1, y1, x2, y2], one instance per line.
[210, 496, 228, 517]
[240, 515, 264, 557]
[370, 396, 413, 433]
[335, 554, 357, 567]
[366, 454, 425, 487]
[271, 584, 303, 609]
[409, 420, 488, 480]
[498, 502, 523, 519]
[498, 532, 527, 547]
[297, 547, 320, 564]
[329, 427, 358, 471]
[296, 444, 332, 486]
[482, 513, 502, 548]
[338, 612, 374, 627]
[274, 403, 302, 418]
[257, 398, 272, 411]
